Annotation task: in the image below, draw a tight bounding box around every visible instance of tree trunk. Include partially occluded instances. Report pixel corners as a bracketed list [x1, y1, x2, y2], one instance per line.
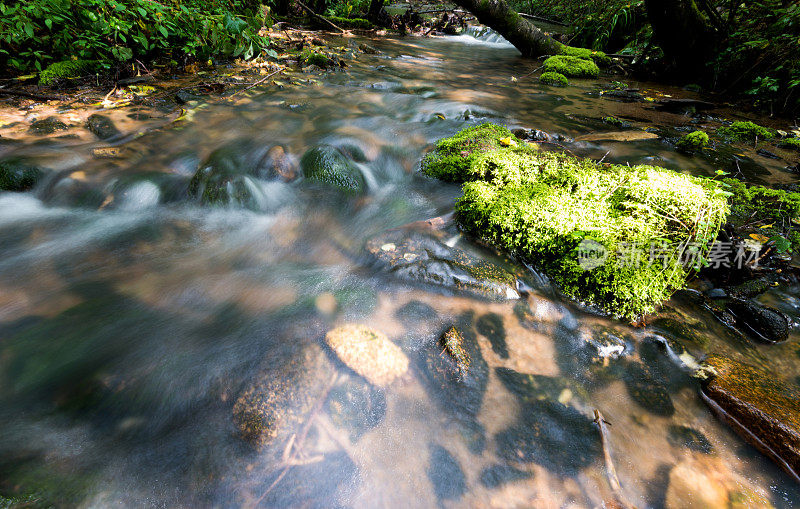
[644, 0, 718, 76]
[368, 0, 383, 23]
[450, 0, 562, 57]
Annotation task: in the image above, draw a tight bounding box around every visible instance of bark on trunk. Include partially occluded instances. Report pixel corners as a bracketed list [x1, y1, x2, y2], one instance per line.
[451, 0, 562, 57]
[644, 0, 718, 76]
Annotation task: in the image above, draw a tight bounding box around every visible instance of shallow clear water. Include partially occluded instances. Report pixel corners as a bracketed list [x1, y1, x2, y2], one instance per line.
[1, 31, 799, 507]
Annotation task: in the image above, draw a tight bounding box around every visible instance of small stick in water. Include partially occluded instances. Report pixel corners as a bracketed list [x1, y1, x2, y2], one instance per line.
[593, 409, 637, 509]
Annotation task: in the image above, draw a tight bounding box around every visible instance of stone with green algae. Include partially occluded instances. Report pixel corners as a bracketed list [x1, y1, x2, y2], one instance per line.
[422, 123, 730, 319]
[717, 121, 776, 142]
[542, 55, 600, 78]
[700, 355, 800, 481]
[559, 45, 611, 66]
[539, 71, 568, 86]
[676, 130, 709, 153]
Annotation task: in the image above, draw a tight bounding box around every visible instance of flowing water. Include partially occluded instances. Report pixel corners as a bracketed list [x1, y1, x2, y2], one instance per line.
[1, 29, 800, 508]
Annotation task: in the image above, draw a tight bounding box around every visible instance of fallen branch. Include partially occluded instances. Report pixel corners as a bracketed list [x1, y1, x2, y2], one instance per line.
[229, 68, 284, 97]
[296, 0, 348, 33]
[593, 409, 637, 509]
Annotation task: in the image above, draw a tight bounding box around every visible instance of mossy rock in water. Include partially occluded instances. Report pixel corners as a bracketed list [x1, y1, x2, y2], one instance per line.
[323, 16, 373, 29]
[38, 59, 97, 85]
[722, 177, 800, 251]
[542, 55, 600, 78]
[717, 121, 776, 142]
[423, 124, 729, 319]
[602, 116, 631, 128]
[676, 130, 709, 153]
[700, 355, 800, 481]
[421, 123, 520, 182]
[667, 424, 713, 453]
[28, 117, 68, 135]
[559, 45, 611, 66]
[777, 137, 800, 151]
[301, 144, 366, 192]
[623, 361, 675, 416]
[301, 49, 336, 68]
[86, 114, 122, 140]
[539, 71, 568, 87]
[188, 147, 261, 207]
[496, 367, 590, 410]
[418, 319, 488, 417]
[0, 159, 44, 191]
[495, 398, 601, 475]
[232, 343, 334, 448]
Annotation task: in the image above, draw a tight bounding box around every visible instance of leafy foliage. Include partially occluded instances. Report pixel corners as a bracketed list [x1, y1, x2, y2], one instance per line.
[0, 0, 272, 75]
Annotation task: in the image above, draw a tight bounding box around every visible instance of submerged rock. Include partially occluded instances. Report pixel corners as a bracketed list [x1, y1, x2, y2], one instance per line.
[418, 318, 488, 417]
[496, 367, 589, 410]
[700, 355, 800, 482]
[495, 398, 601, 475]
[258, 145, 299, 182]
[365, 225, 520, 301]
[665, 460, 729, 509]
[623, 362, 675, 416]
[232, 342, 334, 448]
[395, 300, 438, 326]
[324, 324, 408, 387]
[325, 376, 386, 441]
[86, 114, 122, 140]
[427, 444, 466, 502]
[188, 146, 259, 207]
[0, 159, 45, 192]
[301, 144, 366, 192]
[667, 424, 713, 454]
[29, 117, 67, 135]
[476, 312, 509, 359]
[724, 298, 789, 343]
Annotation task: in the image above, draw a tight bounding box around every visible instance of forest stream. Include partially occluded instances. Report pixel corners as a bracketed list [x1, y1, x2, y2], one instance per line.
[1, 27, 800, 508]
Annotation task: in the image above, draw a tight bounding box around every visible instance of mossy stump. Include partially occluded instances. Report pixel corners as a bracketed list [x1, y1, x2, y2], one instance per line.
[421, 123, 730, 319]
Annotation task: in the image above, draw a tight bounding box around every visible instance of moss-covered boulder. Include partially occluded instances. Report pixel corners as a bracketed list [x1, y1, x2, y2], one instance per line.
[559, 46, 611, 66]
[542, 55, 600, 78]
[676, 130, 709, 153]
[188, 147, 260, 207]
[539, 71, 569, 86]
[301, 144, 366, 192]
[699, 355, 800, 481]
[422, 124, 729, 319]
[38, 59, 96, 85]
[323, 16, 373, 29]
[717, 121, 776, 142]
[0, 159, 45, 192]
[301, 49, 336, 68]
[777, 138, 800, 151]
[28, 117, 67, 135]
[86, 114, 121, 140]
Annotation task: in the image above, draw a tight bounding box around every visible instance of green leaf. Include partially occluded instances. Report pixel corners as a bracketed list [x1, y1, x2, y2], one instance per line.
[44, 18, 52, 30]
[224, 13, 247, 35]
[159, 25, 168, 38]
[769, 234, 792, 253]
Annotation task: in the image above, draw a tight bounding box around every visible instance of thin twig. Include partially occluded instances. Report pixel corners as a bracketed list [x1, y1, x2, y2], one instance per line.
[229, 68, 284, 97]
[296, 0, 347, 33]
[594, 409, 637, 509]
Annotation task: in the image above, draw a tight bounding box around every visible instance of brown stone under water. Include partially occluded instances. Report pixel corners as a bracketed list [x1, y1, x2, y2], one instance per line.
[700, 355, 800, 483]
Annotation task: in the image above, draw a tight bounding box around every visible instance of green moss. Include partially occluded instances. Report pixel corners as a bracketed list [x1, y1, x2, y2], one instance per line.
[301, 49, 335, 68]
[559, 46, 611, 66]
[676, 131, 709, 153]
[539, 71, 569, 86]
[722, 177, 800, 250]
[602, 116, 630, 128]
[421, 123, 519, 182]
[542, 55, 600, 78]
[778, 138, 800, 151]
[717, 121, 776, 142]
[38, 59, 96, 85]
[424, 124, 730, 320]
[323, 16, 373, 29]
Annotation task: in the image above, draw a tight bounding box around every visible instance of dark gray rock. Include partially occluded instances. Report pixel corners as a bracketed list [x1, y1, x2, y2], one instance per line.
[300, 144, 365, 193]
[86, 114, 121, 140]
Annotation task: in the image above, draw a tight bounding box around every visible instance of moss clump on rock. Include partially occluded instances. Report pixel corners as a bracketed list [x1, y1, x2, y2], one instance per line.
[722, 177, 800, 250]
[324, 16, 373, 29]
[542, 55, 600, 78]
[38, 59, 96, 85]
[559, 46, 611, 66]
[421, 123, 520, 182]
[676, 131, 709, 153]
[0, 159, 44, 191]
[423, 124, 730, 319]
[539, 71, 569, 86]
[301, 49, 335, 68]
[777, 138, 800, 151]
[717, 121, 776, 142]
[301, 144, 366, 192]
